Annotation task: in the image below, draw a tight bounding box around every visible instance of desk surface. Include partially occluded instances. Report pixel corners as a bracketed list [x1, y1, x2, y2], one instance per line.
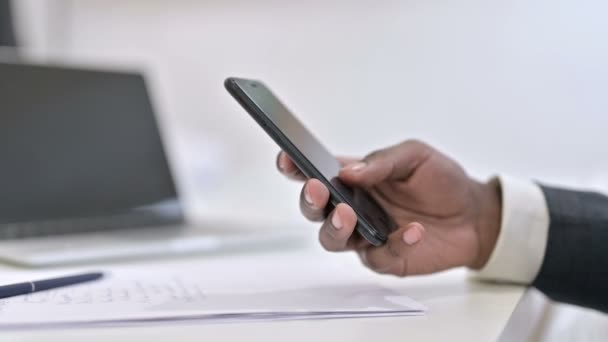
[0, 241, 524, 342]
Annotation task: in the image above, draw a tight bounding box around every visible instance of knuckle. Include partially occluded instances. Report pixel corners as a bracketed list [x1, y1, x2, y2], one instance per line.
[318, 229, 339, 252]
[358, 251, 393, 274]
[400, 139, 425, 149]
[365, 254, 384, 271]
[364, 150, 384, 162]
[400, 139, 432, 155]
[300, 204, 323, 222]
[357, 251, 377, 271]
[386, 240, 401, 258]
[395, 261, 409, 277]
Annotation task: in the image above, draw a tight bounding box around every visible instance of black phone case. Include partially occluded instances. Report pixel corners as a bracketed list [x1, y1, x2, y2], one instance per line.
[225, 78, 388, 246]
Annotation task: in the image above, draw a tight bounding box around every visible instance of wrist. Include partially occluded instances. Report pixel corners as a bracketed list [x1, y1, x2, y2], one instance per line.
[470, 178, 502, 269]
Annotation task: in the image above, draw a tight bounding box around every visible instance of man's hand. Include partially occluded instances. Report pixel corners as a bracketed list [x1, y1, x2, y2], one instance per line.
[277, 140, 502, 276]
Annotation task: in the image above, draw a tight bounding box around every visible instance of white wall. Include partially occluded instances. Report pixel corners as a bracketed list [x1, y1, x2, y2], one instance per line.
[12, 0, 608, 221]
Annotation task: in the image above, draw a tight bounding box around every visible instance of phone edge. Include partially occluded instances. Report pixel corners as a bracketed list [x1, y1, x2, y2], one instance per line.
[224, 77, 385, 245]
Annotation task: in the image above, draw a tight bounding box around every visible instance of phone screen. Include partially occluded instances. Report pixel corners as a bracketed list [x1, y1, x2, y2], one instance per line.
[225, 77, 396, 245]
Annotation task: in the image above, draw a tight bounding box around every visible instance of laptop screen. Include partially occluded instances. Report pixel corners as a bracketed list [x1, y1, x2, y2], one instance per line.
[0, 63, 182, 235]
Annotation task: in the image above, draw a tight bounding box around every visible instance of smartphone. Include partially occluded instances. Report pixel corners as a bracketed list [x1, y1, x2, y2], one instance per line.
[225, 77, 397, 246]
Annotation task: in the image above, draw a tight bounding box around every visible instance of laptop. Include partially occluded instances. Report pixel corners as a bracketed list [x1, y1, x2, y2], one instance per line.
[0, 61, 303, 267]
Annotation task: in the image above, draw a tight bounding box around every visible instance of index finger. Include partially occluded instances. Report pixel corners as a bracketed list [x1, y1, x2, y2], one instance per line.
[277, 152, 306, 181]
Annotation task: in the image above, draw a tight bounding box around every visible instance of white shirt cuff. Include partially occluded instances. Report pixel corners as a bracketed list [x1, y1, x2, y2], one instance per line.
[474, 175, 550, 284]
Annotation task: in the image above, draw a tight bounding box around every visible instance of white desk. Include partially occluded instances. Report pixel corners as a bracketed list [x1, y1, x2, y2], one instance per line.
[0, 239, 524, 342]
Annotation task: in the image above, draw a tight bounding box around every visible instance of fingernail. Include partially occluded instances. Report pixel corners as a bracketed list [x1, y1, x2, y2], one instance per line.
[331, 211, 343, 230]
[304, 186, 314, 206]
[278, 153, 287, 171]
[402, 226, 422, 245]
[346, 162, 367, 172]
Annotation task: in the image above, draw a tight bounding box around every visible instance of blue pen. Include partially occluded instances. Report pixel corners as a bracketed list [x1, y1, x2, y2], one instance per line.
[0, 272, 103, 299]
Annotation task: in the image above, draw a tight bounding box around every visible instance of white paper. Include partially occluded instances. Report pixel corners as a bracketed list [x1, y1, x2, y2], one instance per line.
[0, 252, 425, 328]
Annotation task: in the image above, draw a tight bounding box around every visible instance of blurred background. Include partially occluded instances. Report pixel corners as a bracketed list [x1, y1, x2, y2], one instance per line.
[9, 0, 608, 224]
[2, 1, 607, 339]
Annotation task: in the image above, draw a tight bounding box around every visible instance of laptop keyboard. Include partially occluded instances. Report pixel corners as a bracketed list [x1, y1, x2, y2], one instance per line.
[0, 213, 183, 240]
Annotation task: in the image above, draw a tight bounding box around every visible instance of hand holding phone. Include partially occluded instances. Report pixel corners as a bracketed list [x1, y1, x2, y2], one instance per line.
[225, 77, 397, 246]
[225, 77, 503, 278]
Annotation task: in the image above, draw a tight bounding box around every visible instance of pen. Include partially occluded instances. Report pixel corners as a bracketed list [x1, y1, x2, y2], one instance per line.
[0, 272, 103, 299]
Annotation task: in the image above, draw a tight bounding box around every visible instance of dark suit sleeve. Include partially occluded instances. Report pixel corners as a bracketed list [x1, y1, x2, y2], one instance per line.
[0, 0, 17, 47]
[533, 185, 608, 313]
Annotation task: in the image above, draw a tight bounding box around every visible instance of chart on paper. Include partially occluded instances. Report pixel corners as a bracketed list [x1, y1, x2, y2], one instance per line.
[6, 276, 208, 306]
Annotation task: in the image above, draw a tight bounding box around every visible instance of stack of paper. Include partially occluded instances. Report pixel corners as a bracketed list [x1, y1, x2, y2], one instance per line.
[0, 251, 425, 328]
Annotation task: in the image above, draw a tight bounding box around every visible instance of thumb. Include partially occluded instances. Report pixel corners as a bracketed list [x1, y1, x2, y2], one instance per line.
[339, 140, 432, 188]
